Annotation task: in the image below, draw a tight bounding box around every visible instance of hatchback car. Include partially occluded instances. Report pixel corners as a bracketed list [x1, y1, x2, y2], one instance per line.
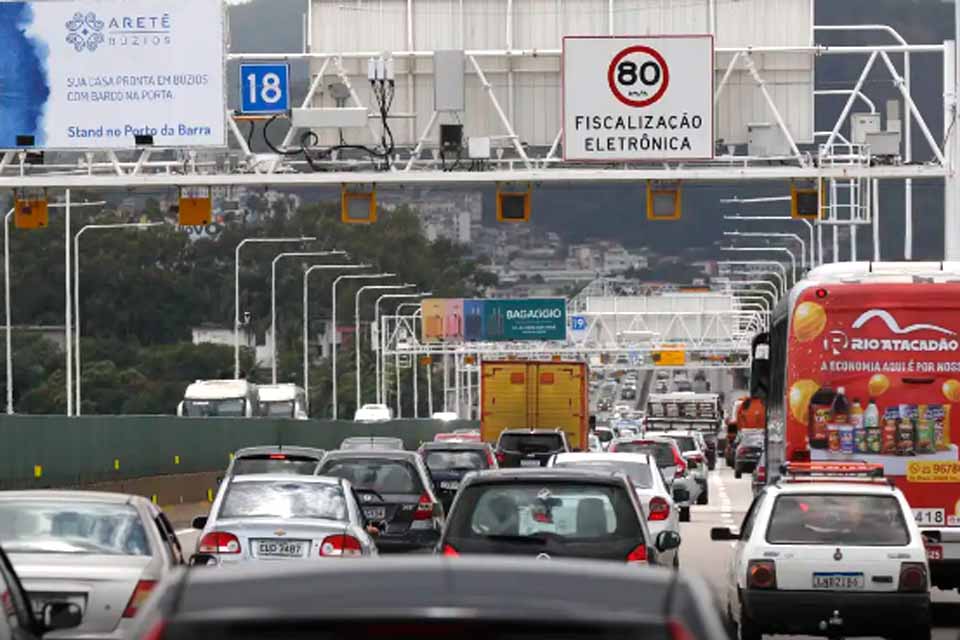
[608, 436, 700, 521]
[193, 474, 378, 565]
[494, 429, 569, 468]
[339, 436, 405, 451]
[659, 430, 709, 506]
[417, 441, 498, 512]
[223, 446, 325, 478]
[712, 462, 930, 640]
[0, 491, 185, 639]
[734, 430, 765, 479]
[548, 452, 681, 568]
[316, 450, 443, 552]
[438, 468, 680, 565]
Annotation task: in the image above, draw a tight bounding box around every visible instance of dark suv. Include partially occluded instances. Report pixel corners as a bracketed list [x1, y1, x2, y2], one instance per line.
[495, 429, 569, 468]
[418, 441, 498, 512]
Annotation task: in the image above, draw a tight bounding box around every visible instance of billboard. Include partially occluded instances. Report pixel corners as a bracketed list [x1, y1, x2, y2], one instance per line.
[0, 0, 226, 150]
[562, 35, 714, 161]
[421, 298, 567, 342]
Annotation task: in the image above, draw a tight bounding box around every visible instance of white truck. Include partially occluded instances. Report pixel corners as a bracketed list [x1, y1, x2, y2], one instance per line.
[177, 379, 259, 417]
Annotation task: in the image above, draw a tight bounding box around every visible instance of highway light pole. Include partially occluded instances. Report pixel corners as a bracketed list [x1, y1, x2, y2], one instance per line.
[396, 303, 424, 417]
[721, 246, 797, 286]
[234, 236, 315, 379]
[723, 231, 807, 273]
[270, 250, 347, 384]
[74, 221, 166, 414]
[355, 284, 414, 414]
[331, 272, 394, 420]
[374, 292, 430, 405]
[302, 263, 369, 416]
[723, 215, 818, 267]
[716, 261, 788, 296]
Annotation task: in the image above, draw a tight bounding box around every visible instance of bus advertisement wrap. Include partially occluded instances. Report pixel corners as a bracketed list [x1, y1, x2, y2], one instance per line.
[0, 0, 226, 149]
[784, 284, 960, 526]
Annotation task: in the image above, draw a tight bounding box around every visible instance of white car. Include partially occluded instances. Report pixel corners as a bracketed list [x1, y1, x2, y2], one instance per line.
[658, 430, 709, 506]
[609, 435, 701, 521]
[354, 403, 393, 422]
[712, 463, 931, 640]
[548, 452, 681, 568]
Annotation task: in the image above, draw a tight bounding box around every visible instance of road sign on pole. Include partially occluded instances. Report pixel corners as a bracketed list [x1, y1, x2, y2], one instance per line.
[239, 63, 290, 115]
[571, 315, 587, 331]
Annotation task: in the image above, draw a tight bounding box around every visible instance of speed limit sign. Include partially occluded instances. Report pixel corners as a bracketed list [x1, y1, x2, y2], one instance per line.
[563, 35, 713, 161]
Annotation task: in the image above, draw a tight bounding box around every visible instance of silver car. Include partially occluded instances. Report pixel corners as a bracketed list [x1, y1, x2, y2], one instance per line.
[193, 474, 377, 565]
[548, 452, 681, 568]
[339, 436, 405, 451]
[224, 446, 326, 478]
[0, 491, 184, 639]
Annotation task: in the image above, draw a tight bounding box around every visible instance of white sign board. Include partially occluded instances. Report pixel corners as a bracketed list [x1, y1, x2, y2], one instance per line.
[0, 0, 226, 150]
[562, 36, 714, 161]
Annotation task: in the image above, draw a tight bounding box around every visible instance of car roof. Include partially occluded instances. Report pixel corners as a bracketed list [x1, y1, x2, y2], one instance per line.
[233, 445, 325, 458]
[500, 428, 564, 435]
[553, 452, 654, 466]
[229, 474, 343, 486]
[770, 481, 900, 496]
[420, 441, 490, 451]
[463, 468, 630, 486]
[659, 430, 700, 437]
[0, 490, 143, 505]
[322, 449, 419, 462]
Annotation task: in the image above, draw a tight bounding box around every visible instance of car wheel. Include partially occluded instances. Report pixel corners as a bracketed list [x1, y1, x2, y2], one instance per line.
[697, 486, 709, 505]
[737, 604, 763, 640]
[734, 469, 742, 479]
[679, 506, 690, 522]
[889, 628, 931, 640]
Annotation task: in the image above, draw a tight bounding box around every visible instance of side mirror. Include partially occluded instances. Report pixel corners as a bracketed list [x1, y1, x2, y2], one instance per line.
[191, 515, 208, 530]
[189, 553, 219, 567]
[655, 530, 682, 552]
[710, 526, 740, 541]
[215, 476, 223, 486]
[42, 602, 82, 631]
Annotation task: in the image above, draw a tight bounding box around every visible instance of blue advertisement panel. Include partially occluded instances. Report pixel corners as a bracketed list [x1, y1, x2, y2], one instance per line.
[463, 300, 486, 341]
[473, 298, 567, 342]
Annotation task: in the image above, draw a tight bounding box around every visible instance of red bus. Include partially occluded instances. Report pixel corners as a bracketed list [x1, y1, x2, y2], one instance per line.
[758, 262, 960, 590]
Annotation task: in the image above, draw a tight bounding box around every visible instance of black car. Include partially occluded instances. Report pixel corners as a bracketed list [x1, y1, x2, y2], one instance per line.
[129, 557, 728, 640]
[733, 430, 764, 479]
[495, 429, 569, 467]
[417, 441, 498, 512]
[0, 545, 82, 639]
[316, 450, 443, 552]
[438, 468, 680, 565]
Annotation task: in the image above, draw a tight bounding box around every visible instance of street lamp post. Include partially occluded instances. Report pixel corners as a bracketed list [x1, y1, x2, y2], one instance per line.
[717, 261, 789, 296]
[723, 231, 807, 272]
[74, 221, 166, 414]
[355, 284, 415, 413]
[331, 272, 395, 419]
[234, 236, 315, 379]
[374, 292, 430, 405]
[396, 303, 423, 417]
[302, 263, 369, 415]
[723, 215, 818, 267]
[270, 250, 347, 384]
[721, 246, 798, 285]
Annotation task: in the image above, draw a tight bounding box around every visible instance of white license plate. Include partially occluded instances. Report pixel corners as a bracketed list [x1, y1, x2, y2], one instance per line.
[520, 459, 541, 467]
[913, 508, 946, 526]
[440, 481, 460, 490]
[255, 540, 304, 557]
[812, 573, 865, 590]
[363, 507, 386, 520]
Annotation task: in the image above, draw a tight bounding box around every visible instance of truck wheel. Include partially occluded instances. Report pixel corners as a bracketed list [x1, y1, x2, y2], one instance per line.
[679, 506, 691, 522]
[697, 486, 709, 505]
[737, 606, 763, 640]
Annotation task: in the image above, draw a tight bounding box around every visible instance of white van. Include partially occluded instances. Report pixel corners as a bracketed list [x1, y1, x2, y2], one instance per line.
[177, 379, 259, 417]
[354, 404, 393, 422]
[257, 383, 308, 419]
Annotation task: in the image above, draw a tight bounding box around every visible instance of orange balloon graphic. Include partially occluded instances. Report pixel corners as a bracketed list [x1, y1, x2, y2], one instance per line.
[868, 374, 890, 398]
[789, 379, 820, 424]
[793, 302, 827, 343]
[944, 379, 960, 403]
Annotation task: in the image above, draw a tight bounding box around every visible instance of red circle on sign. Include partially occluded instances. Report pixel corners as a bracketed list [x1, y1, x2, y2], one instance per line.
[607, 45, 670, 108]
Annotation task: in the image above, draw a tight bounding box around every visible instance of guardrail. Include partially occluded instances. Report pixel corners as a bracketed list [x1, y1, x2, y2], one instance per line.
[0, 416, 479, 490]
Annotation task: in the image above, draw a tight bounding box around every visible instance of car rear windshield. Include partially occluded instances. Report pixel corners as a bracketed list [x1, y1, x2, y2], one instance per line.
[666, 436, 697, 453]
[320, 459, 423, 494]
[613, 442, 675, 469]
[447, 482, 641, 542]
[498, 434, 565, 453]
[0, 501, 151, 556]
[233, 455, 319, 475]
[766, 494, 910, 546]
[424, 450, 488, 471]
[219, 482, 347, 521]
[595, 430, 614, 443]
[552, 460, 653, 489]
[340, 438, 404, 451]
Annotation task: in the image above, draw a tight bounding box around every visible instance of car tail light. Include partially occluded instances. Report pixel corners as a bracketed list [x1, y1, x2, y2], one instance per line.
[486, 450, 496, 467]
[747, 560, 777, 589]
[442, 544, 459, 557]
[648, 497, 670, 521]
[626, 544, 648, 564]
[737, 446, 747, 457]
[899, 562, 928, 592]
[198, 531, 241, 554]
[320, 534, 363, 557]
[122, 579, 157, 618]
[268, 454, 286, 460]
[495, 451, 506, 464]
[674, 459, 687, 479]
[414, 492, 435, 520]
[667, 620, 694, 640]
[142, 619, 167, 640]
[756, 466, 766, 483]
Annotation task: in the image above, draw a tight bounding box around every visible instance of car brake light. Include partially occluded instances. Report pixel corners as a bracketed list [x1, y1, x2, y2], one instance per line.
[667, 620, 694, 640]
[899, 562, 927, 592]
[268, 454, 286, 460]
[486, 450, 496, 467]
[626, 544, 648, 564]
[198, 531, 241, 554]
[320, 534, 363, 557]
[756, 466, 766, 482]
[747, 559, 777, 589]
[142, 619, 167, 640]
[442, 544, 459, 557]
[648, 497, 670, 521]
[414, 492, 435, 520]
[495, 451, 506, 464]
[122, 579, 157, 618]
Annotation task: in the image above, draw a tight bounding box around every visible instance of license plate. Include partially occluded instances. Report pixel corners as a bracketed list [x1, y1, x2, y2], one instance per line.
[812, 573, 865, 590]
[363, 507, 386, 520]
[927, 545, 944, 561]
[520, 459, 541, 467]
[913, 508, 946, 526]
[255, 540, 304, 557]
[439, 480, 460, 491]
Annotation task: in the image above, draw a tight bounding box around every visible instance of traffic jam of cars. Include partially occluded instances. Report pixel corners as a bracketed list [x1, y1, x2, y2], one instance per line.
[0, 353, 952, 639]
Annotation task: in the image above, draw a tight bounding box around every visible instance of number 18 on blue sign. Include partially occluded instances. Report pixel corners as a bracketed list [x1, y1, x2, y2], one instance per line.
[240, 63, 290, 114]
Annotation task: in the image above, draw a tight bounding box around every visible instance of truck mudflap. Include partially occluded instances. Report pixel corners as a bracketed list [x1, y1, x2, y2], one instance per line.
[920, 530, 960, 589]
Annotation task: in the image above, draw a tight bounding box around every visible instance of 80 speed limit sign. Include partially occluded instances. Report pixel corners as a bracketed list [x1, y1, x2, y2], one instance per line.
[563, 35, 713, 161]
